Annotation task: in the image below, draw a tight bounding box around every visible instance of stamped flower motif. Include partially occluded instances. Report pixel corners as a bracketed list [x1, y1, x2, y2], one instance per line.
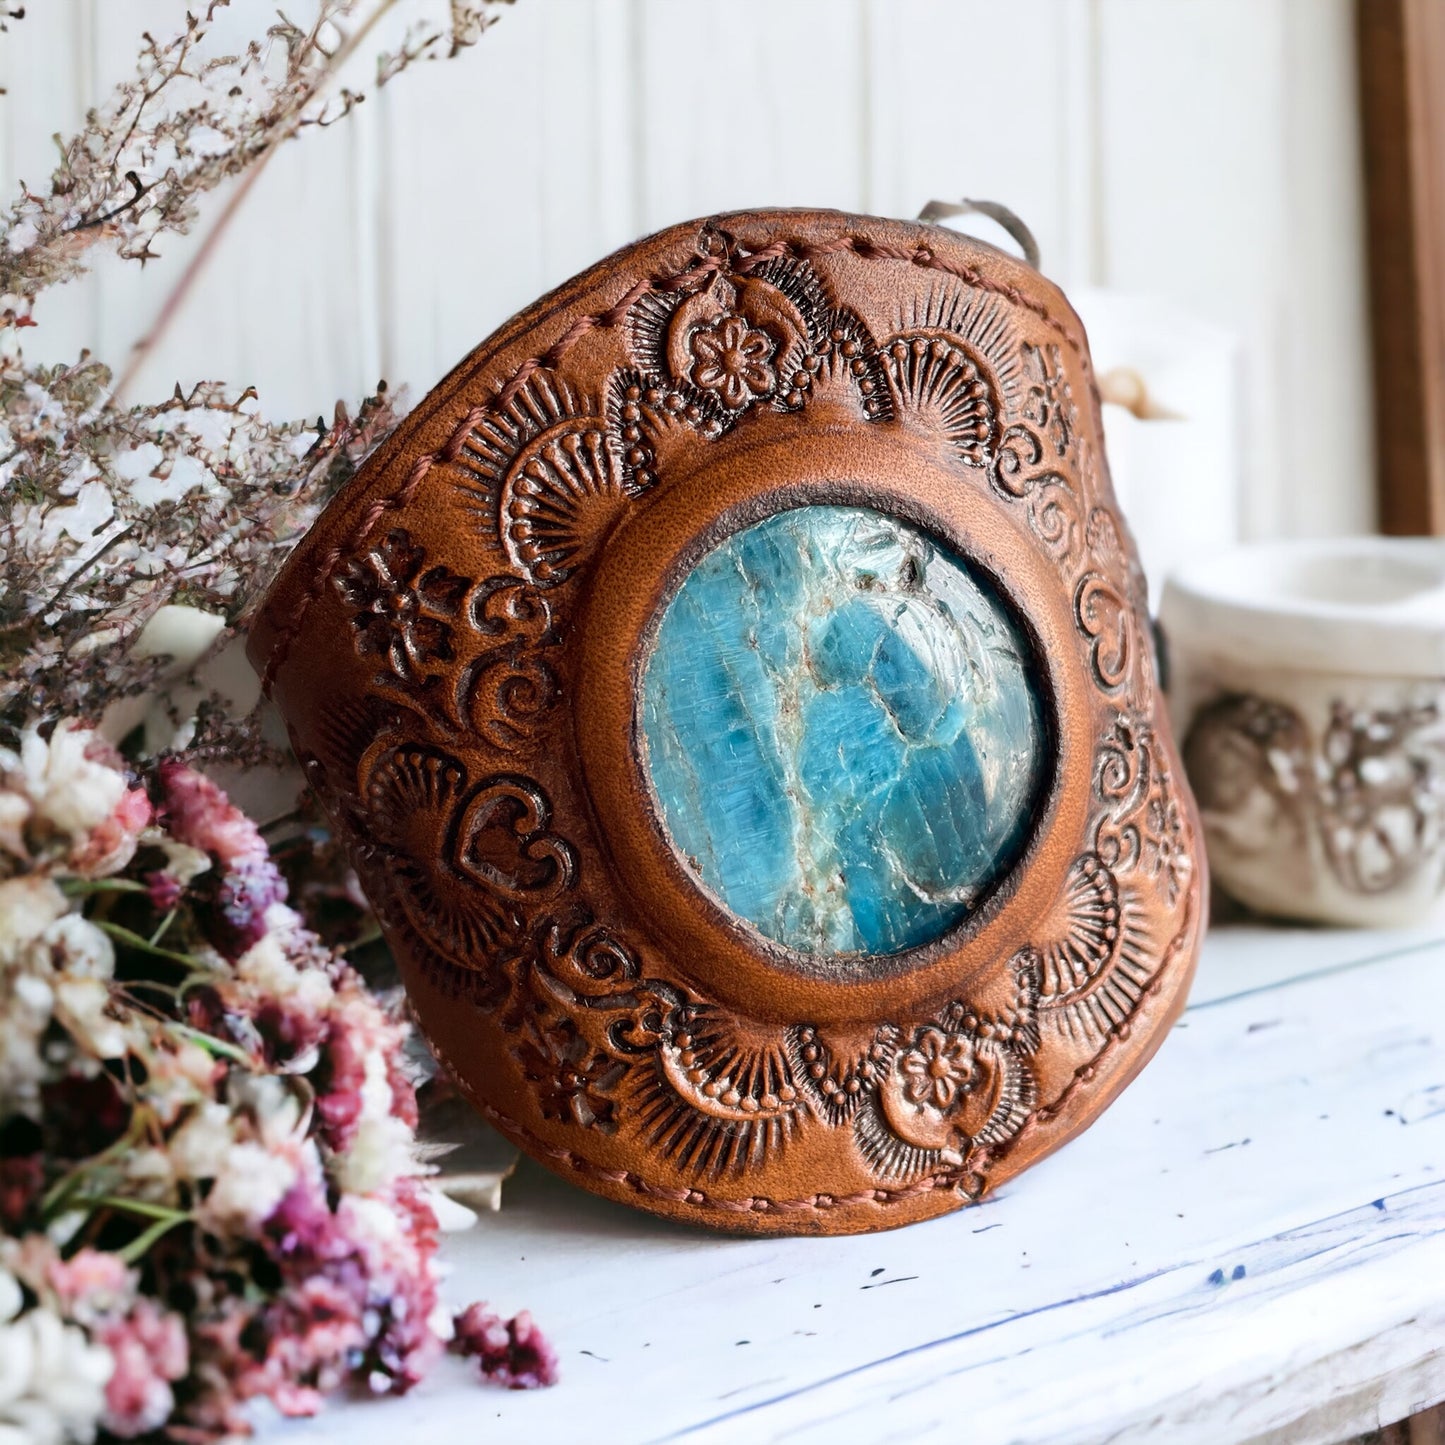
[898, 1027, 978, 1111]
[688, 314, 777, 409]
[334, 528, 470, 685]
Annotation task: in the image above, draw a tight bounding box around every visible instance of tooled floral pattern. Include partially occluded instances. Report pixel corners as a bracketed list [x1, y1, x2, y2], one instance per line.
[1075, 573, 1135, 695]
[368, 472, 1181, 1187]
[1095, 712, 1190, 904]
[460, 579, 560, 752]
[330, 533, 559, 756]
[687, 313, 777, 408]
[898, 1027, 978, 1110]
[515, 1016, 626, 1132]
[991, 338, 1164, 716]
[1022, 341, 1076, 457]
[359, 744, 577, 982]
[335, 528, 469, 686]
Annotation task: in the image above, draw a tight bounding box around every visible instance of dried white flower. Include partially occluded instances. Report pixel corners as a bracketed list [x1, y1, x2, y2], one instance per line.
[167, 1101, 235, 1183]
[333, 1048, 416, 1196]
[201, 1140, 302, 1232]
[0, 1269, 113, 1445]
[0, 877, 69, 1109]
[235, 920, 335, 1015]
[38, 914, 114, 982]
[0, 876, 67, 967]
[8, 723, 125, 843]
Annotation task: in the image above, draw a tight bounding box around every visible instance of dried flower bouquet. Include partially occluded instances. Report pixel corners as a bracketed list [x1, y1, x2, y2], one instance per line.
[0, 4, 555, 1441]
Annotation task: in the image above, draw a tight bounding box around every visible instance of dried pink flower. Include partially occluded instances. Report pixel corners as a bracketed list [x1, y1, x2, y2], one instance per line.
[157, 759, 271, 873]
[45, 1246, 132, 1314]
[452, 1302, 560, 1390]
[97, 1297, 190, 1438]
[0, 2, 553, 1436]
[159, 758, 289, 951]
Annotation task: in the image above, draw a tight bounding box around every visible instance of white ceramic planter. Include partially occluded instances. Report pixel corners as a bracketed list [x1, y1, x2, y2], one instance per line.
[1160, 538, 1445, 925]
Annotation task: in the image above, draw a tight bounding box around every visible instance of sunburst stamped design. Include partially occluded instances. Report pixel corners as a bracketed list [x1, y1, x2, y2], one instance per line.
[451, 374, 641, 586]
[261, 213, 1205, 1233]
[634, 1005, 806, 1177]
[1035, 854, 1156, 1044]
[881, 332, 997, 465]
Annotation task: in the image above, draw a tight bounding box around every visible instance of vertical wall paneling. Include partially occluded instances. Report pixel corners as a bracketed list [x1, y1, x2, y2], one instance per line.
[0, 0, 1377, 552]
[1059, 0, 1104, 290]
[1095, 0, 1372, 541]
[378, 0, 638, 403]
[85, 0, 383, 420]
[1095, 0, 1287, 544]
[632, 0, 867, 228]
[863, 0, 1092, 285]
[3, 1, 384, 421]
[1280, 0, 1374, 536]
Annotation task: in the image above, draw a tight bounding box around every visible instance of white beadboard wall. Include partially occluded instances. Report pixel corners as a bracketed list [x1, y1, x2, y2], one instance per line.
[0, 0, 1376, 554]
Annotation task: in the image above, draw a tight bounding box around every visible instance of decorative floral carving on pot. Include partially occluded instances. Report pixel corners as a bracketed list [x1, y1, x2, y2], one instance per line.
[1184, 690, 1445, 901]
[1318, 701, 1445, 891]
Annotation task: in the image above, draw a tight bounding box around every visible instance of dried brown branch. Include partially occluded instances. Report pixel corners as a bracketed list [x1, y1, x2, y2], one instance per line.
[0, 1, 515, 752]
[0, 0, 513, 322]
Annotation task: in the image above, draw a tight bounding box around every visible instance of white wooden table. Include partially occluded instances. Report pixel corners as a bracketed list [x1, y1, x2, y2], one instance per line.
[273, 922, 1445, 1445]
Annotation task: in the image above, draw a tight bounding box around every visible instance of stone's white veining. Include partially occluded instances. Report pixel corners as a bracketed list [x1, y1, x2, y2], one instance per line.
[640, 504, 1045, 958]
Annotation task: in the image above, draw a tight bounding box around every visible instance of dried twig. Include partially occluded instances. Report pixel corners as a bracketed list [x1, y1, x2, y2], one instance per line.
[0, 0, 513, 753]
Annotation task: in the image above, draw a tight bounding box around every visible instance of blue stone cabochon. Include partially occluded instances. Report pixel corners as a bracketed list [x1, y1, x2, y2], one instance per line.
[639, 503, 1048, 960]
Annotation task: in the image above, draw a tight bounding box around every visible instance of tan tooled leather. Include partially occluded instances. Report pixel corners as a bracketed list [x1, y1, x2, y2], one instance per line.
[247, 210, 1206, 1236]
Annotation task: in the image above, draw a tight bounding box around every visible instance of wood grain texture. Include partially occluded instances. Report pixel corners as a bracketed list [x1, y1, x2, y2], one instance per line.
[1357, 0, 1445, 536]
[260, 922, 1445, 1443]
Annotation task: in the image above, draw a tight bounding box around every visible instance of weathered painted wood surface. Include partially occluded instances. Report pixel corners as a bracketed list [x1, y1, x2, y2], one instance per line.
[269, 922, 1445, 1443]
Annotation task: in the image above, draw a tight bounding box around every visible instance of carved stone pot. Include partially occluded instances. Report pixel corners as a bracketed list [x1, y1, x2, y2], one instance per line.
[1163, 537, 1445, 927]
[248, 210, 1206, 1235]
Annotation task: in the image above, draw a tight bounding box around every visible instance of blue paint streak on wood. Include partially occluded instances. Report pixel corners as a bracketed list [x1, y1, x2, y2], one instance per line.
[1185, 936, 1445, 1015]
[650, 1176, 1445, 1443]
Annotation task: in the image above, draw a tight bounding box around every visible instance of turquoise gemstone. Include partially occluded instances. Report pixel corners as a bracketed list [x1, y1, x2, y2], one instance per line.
[639, 505, 1046, 958]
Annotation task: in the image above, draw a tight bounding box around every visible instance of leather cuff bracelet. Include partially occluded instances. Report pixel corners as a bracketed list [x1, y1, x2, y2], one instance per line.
[247, 209, 1206, 1236]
